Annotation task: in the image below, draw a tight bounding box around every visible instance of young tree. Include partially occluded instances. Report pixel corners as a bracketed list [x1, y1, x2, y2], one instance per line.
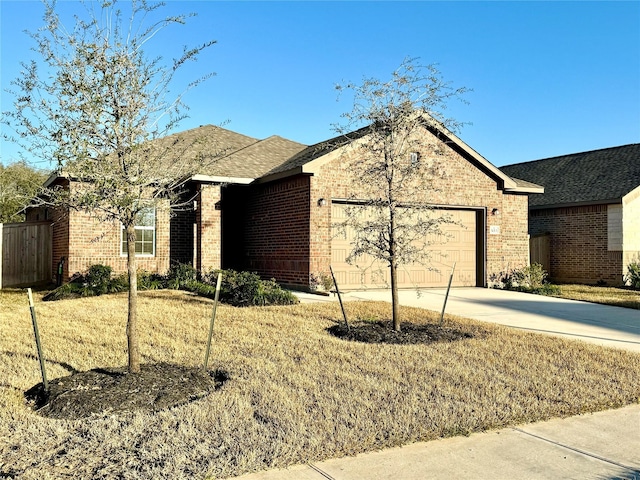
[334, 58, 469, 331]
[0, 161, 47, 222]
[2, 0, 217, 373]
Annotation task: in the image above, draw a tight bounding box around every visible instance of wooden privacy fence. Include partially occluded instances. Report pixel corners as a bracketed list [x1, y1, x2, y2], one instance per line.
[530, 233, 550, 273]
[0, 222, 52, 288]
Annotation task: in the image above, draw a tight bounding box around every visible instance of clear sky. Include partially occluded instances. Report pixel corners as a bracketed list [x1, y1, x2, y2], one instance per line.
[1, 0, 639, 168]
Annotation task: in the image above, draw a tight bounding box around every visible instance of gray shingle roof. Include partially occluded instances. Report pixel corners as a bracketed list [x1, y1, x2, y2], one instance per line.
[163, 125, 306, 180]
[500, 144, 640, 208]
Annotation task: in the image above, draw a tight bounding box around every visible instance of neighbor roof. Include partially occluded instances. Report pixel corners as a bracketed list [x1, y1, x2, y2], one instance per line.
[500, 144, 640, 208]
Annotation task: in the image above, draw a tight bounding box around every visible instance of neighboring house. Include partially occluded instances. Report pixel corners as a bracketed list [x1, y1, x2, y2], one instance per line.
[25, 120, 542, 290]
[501, 144, 640, 285]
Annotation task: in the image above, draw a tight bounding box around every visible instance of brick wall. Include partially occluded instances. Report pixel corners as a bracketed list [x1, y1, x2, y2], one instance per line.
[240, 176, 311, 285]
[170, 186, 197, 267]
[530, 204, 622, 284]
[196, 184, 222, 272]
[304, 127, 530, 287]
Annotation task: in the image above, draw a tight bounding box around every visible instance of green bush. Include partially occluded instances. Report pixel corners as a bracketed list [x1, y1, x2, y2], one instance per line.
[626, 262, 640, 289]
[206, 269, 298, 307]
[500, 263, 560, 296]
[43, 262, 299, 306]
[84, 264, 113, 295]
[166, 263, 199, 289]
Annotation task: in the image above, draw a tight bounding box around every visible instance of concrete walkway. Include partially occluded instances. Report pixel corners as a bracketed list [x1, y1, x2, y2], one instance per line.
[230, 404, 640, 479]
[226, 288, 640, 480]
[298, 287, 640, 352]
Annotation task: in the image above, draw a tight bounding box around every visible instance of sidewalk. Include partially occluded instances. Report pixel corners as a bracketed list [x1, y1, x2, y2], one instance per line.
[229, 404, 640, 479]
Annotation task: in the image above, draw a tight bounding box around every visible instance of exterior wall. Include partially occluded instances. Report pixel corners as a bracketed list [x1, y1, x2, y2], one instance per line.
[241, 176, 311, 285]
[170, 187, 197, 267]
[623, 187, 640, 274]
[305, 127, 530, 288]
[529, 204, 623, 285]
[196, 184, 222, 272]
[64, 204, 170, 279]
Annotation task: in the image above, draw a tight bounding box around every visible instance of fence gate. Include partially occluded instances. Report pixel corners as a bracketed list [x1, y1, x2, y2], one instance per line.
[530, 233, 550, 273]
[0, 222, 52, 288]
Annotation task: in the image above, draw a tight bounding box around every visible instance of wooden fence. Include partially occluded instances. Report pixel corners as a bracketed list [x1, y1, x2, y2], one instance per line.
[530, 233, 550, 273]
[0, 222, 52, 288]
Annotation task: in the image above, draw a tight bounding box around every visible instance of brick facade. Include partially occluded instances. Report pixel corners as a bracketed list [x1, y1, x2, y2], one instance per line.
[530, 204, 623, 284]
[196, 184, 222, 272]
[230, 126, 530, 288]
[232, 176, 312, 285]
[27, 180, 171, 282]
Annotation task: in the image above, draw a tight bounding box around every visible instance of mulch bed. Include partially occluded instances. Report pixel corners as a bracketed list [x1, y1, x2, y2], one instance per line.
[328, 320, 485, 345]
[25, 363, 228, 420]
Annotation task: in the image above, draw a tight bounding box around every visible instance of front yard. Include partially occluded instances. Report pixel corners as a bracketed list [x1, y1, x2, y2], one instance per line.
[553, 284, 640, 310]
[1, 289, 639, 479]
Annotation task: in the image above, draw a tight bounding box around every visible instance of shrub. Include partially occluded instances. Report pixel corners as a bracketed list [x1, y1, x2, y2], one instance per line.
[166, 262, 199, 289]
[500, 263, 560, 296]
[200, 268, 298, 307]
[84, 264, 113, 295]
[625, 262, 640, 289]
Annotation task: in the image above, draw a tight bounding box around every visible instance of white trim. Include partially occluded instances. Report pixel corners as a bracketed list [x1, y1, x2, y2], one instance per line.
[190, 174, 254, 185]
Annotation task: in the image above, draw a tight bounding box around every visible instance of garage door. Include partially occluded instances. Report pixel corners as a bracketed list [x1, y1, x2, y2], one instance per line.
[331, 203, 478, 289]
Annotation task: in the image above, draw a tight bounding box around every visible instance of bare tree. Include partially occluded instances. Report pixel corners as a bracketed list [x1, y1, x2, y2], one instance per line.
[334, 58, 469, 331]
[2, 0, 217, 373]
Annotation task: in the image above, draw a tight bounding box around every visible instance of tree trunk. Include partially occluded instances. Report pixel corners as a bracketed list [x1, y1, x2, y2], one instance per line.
[126, 224, 140, 373]
[390, 256, 400, 331]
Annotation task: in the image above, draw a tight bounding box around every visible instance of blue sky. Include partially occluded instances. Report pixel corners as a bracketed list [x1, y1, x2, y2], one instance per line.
[1, 1, 639, 168]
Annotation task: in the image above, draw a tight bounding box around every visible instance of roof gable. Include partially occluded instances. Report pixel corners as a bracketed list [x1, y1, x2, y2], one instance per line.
[260, 116, 541, 193]
[500, 144, 640, 208]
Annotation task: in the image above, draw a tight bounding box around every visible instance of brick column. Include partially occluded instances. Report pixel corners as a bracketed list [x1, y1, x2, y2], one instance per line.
[196, 184, 222, 272]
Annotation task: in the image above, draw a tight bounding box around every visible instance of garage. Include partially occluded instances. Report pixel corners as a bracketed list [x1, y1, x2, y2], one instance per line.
[330, 203, 482, 289]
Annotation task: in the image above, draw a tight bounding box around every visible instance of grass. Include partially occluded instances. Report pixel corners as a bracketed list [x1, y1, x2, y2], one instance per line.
[553, 284, 640, 310]
[1, 288, 640, 479]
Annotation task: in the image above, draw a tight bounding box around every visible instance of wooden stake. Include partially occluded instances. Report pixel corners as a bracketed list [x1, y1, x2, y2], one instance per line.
[27, 288, 48, 392]
[329, 266, 349, 332]
[204, 272, 222, 370]
[440, 262, 456, 326]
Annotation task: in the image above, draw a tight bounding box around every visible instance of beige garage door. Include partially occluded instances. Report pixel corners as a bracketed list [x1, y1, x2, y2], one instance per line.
[331, 204, 478, 290]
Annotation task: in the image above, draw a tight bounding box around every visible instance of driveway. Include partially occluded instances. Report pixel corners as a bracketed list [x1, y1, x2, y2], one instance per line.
[297, 288, 640, 353]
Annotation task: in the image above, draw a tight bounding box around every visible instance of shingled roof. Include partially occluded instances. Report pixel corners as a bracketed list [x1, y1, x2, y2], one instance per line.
[162, 125, 307, 181]
[500, 144, 640, 208]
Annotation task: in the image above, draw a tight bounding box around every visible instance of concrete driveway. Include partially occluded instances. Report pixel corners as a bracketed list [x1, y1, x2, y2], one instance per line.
[297, 287, 640, 352]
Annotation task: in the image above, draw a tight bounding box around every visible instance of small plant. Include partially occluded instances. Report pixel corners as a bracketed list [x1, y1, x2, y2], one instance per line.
[500, 263, 560, 296]
[625, 261, 640, 289]
[166, 263, 199, 289]
[310, 272, 335, 292]
[84, 264, 113, 295]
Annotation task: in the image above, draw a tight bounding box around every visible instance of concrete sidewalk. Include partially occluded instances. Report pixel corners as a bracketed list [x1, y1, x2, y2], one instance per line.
[229, 404, 640, 479]
[297, 287, 640, 352]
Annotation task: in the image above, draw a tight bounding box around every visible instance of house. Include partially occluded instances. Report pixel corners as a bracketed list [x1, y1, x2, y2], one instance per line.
[500, 144, 640, 285]
[25, 120, 542, 290]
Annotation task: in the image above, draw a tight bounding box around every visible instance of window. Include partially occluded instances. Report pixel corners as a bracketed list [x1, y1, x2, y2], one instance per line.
[121, 207, 155, 256]
[409, 152, 420, 166]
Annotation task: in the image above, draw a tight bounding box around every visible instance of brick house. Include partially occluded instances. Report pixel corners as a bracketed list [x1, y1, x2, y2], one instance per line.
[29, 121, 542, 289]
[501, 144, 640, 285]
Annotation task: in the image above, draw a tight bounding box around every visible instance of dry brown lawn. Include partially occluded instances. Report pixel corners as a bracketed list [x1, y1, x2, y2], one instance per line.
[1, 288, 639, 479]
[555, 284, 640, 310]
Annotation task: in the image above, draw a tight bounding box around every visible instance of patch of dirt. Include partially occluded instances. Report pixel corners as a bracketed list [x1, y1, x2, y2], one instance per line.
[328, 320, 485, 345]
[25, 363, 229, 420]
